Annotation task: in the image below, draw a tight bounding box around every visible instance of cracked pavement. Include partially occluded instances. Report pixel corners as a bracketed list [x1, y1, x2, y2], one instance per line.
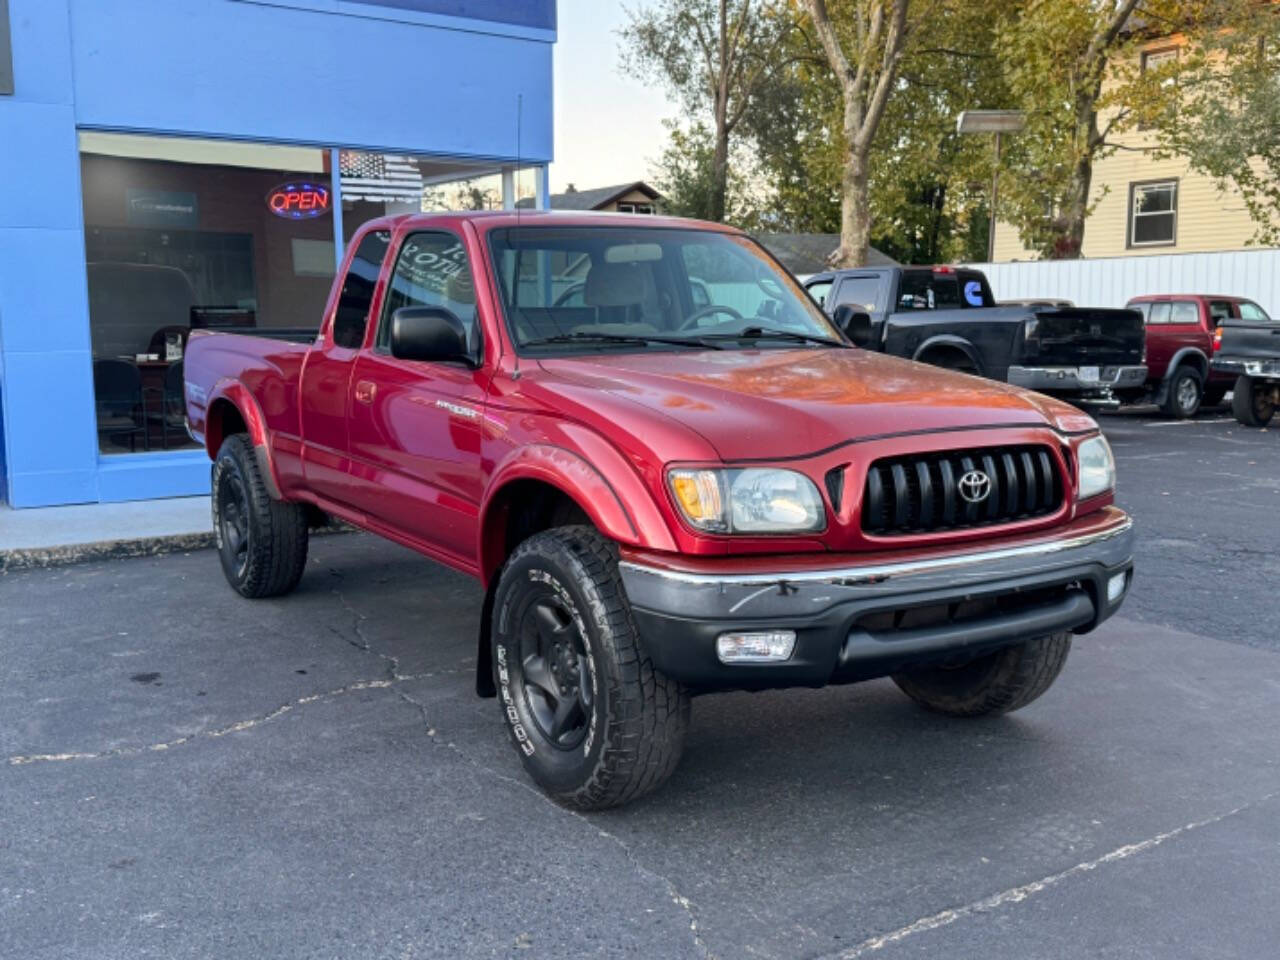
[2, 411, 1278, 959]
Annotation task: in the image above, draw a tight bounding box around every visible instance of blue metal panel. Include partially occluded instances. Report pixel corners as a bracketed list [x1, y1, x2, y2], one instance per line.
[96, 451, 211, 503]
[68, 0, 554, 164]
[342, 0, 555, 30]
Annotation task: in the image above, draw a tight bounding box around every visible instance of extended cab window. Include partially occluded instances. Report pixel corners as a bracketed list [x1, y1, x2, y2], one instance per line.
[1146, 302, 1171, 325]
[333, 231, 390, 348]
[377, 232, 479, 353]
[1168, 301, 1198, 324]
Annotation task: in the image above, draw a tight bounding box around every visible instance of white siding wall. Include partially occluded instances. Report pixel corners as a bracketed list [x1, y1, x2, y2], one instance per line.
[966, 249, 1280, 316]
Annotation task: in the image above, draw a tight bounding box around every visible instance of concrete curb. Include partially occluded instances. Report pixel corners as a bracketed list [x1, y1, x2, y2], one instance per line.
[0, 532, 216, 573]
[0, 524, 355, 574]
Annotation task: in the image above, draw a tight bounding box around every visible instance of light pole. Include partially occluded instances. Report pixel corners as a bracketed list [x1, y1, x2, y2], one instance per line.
[957, 110, 1026, 263]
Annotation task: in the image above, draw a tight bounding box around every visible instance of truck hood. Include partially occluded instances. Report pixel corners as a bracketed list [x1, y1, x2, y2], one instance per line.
[534, 348, 1087, 462]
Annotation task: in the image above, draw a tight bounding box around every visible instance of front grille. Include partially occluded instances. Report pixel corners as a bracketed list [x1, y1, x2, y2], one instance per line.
[861, 444, 1063, 536]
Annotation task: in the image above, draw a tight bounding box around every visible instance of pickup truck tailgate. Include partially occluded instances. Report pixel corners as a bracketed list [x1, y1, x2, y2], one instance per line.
[1217, 320, 1280, 362]
[1027, 308, 1146, 367]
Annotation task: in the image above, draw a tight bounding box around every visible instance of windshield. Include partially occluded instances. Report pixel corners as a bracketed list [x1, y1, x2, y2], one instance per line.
[487, 226, 843, 352]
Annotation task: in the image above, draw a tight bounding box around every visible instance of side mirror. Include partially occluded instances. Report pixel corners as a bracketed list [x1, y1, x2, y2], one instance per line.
[832, 304, 874, 348]
[389, 307, 475, 365]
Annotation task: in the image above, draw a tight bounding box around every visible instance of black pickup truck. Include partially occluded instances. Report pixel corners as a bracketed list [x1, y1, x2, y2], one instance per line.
[1212, 317, 1280, 426]
[804, 266, 1147, 404]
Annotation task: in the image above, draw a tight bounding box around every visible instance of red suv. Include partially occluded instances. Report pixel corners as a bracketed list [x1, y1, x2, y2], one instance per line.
[1124, 294, 1272, 418]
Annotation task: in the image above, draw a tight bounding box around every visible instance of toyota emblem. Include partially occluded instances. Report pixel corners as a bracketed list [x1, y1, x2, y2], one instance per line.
[958, 470, 992, 504]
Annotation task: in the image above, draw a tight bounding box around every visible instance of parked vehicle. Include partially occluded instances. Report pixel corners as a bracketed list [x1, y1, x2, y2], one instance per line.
[1212, 313, 1280, 427]
[1122, 295, 1267, 418]
[185, 212, 1135, 810]
[804, 266, 1147, 405]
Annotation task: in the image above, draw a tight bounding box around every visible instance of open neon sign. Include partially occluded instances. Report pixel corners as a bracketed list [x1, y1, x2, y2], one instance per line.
[267, 182, 331, 219]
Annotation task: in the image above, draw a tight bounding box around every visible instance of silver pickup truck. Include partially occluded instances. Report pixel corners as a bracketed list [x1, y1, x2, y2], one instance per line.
[1213, 318, 1280, 427]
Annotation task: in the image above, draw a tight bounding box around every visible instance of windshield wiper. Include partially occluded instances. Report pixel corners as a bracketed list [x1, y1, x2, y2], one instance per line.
[521, 332, 723, 350]
[699, 326, 850, 348]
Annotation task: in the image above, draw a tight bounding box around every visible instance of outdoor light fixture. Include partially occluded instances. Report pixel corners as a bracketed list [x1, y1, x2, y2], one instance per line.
[956, 110, 1027, 262]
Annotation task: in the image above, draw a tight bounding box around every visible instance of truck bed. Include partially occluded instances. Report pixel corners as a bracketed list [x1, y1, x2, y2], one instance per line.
[183, 328, 315, 455]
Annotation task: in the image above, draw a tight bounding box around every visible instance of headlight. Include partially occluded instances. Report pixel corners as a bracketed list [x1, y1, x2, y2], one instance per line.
[1076, 436, 1116, 500]
[668, 468, 826, 534]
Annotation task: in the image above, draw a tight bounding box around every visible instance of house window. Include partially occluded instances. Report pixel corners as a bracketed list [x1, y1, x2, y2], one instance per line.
[616, 202, 655, 214]
[1129, 181, 1178, 247]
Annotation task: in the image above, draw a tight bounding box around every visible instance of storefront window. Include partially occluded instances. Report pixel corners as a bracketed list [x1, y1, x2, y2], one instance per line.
[80, 133, 514, 455]
[81, 133, 337, 454]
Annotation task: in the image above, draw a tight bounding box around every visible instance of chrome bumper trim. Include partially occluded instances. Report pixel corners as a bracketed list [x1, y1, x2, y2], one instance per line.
[1007, 364, 1147, 391]
[620, 517, 1132, 589]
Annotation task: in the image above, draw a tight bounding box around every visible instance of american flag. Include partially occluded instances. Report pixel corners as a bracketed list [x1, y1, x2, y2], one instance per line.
[338, 150, 424, 203]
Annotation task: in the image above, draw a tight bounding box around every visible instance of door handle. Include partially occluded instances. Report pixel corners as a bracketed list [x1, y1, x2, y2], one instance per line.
[354, 380, 377, 405]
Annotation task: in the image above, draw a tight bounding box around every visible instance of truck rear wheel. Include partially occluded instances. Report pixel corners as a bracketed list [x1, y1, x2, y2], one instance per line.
[491, 526, 689, 810]
[212, 434, 309, 598]
[892, 633, 1071, 717]
[1160, 365, 1203, 419]
[1231, 375, 1276, 427]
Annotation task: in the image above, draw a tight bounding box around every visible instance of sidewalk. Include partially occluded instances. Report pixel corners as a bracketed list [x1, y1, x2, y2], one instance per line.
[0, 497, 213, 572]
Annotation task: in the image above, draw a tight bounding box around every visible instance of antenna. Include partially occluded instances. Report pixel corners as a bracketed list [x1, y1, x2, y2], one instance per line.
[512, 93, 524, 380]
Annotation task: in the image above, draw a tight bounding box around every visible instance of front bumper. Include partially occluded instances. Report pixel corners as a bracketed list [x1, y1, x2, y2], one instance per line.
[619, 508, 1134, 693]
[1007, 364, 1147, 397]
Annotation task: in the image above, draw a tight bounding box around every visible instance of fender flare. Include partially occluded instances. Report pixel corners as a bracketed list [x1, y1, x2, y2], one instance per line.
[205, 380, 284, 500]
[912, 334, 986, 375]
[1163, 347, 1209, 382]
[477, 437, 677, 584]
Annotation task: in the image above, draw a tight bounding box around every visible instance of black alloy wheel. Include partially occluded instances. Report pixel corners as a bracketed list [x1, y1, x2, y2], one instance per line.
[216, 468, 252, 582]
[516, 589, 595, 750]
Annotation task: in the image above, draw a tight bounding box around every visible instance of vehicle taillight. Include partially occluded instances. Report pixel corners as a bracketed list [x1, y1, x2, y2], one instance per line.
[1213, 326, 1223, 352]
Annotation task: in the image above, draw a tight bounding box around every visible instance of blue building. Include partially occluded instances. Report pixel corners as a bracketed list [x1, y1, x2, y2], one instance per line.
[0, 0, 555, 507]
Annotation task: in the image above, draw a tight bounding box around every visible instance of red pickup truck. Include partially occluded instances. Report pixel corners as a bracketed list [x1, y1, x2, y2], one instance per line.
[185, 211, 1134, 810]
[1123, 294, 1271, 417]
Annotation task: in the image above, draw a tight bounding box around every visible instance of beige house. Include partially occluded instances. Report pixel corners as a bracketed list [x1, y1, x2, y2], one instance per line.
[993, 41, 1268, 262]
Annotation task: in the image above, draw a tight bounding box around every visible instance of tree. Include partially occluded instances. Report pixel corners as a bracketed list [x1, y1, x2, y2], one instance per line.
[621, 0, 799, 222]
[995, 0, 1262, 259]
[1150, 5, 1280, 245]
[805, 0, 913, 267]
[649, 119, 769, 223]
[743, 0, 1001, 263]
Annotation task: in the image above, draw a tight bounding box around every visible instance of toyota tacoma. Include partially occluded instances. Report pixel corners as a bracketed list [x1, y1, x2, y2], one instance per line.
[185, 212, 1134, 810]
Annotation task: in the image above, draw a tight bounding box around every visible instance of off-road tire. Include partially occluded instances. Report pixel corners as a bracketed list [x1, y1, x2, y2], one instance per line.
[892, 633, 1071, 717]
[1160, 365, 1203, 419]
[491, 525, 689, 810]
[211, 433, 309, 598]
[1231, 375, 1276, 427]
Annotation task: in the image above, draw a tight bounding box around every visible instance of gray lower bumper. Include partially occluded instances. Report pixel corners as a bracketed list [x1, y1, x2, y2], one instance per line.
[619, 513, 1134, 691]
[1007, 364, 1148, 393]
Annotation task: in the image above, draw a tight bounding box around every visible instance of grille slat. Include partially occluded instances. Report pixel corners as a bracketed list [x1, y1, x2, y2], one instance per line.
[862, 444, 1064, 536]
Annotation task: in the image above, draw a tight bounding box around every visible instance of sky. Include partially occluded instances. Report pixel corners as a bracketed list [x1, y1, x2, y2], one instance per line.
[549, 0, 676, 194]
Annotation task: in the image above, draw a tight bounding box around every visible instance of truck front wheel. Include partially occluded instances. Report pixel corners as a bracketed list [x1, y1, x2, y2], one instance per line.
[211, 434, 309, 598]
[892, 633, 1071, 717]
[491, 526, 689, 810]
[1231, 375, 1276, 427]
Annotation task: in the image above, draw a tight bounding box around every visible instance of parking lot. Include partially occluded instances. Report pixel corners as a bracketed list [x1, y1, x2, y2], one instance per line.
[3, 409, 1278, 960]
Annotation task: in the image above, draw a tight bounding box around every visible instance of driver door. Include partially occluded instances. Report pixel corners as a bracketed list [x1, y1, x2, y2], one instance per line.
[346, 230, 489, 565]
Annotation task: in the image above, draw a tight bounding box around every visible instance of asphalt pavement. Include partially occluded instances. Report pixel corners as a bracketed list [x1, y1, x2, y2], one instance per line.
[2, 408, 1278, 959]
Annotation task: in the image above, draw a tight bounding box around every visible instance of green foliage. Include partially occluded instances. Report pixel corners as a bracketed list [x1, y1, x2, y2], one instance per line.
[1151, 5, 1280, 245]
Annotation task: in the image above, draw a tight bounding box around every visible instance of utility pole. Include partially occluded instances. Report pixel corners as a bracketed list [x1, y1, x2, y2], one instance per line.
[957, 110, 1026, 263]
